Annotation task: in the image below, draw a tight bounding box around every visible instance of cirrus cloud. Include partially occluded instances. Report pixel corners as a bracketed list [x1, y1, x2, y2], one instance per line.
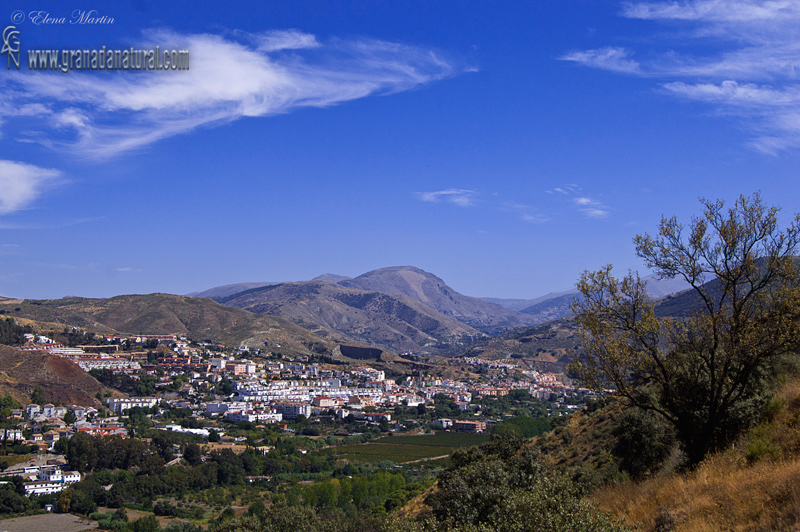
[560, 47, 641, 74]
[562, 0, 800, 153]
[1, 29, 468, 158]
[416, 189, 477, 207]
[0, 160, 61, 215]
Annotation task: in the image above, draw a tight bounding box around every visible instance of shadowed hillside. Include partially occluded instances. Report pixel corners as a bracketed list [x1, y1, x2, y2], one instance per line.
[219, 280, 486, 354]
[453, 318, 581, 371]
[338, 266, 540, 334]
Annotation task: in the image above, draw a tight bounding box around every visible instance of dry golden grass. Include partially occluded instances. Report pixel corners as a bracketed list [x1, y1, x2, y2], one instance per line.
[594, 378, 800, 532]
[395, 483, 437, 520]
[596, 453, 800, 532]
[202, 442, 248, 454]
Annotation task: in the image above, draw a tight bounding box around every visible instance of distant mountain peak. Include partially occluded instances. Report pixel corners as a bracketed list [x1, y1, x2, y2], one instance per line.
[338, 265, 539, 334]
[312, 273, 353, 283]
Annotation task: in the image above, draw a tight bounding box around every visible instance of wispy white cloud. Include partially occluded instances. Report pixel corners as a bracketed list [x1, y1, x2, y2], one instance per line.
[573, 197, 610, 218]
[251, 29, 320, 52]
[0, 161, 61, 214]
[560, 47, 642, 74]
[622, 0, 800, 23]
[0, 216, 104, 230]
[521, 213, 550, 223]
[0, 244, 21, 256]
[662, 80, 800, 107]
[502, 201, 550, 223]
[547, 184, 580, 195]
[417, 189, 477, 207]
[546, 185, 610, 219]
[418, 185, 609, 223]
[563, 0, 800, 153]
[1, 29, 467, 158]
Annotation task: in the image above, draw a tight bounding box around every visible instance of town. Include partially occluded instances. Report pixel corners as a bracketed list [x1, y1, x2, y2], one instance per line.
[0, 329, 595, 500]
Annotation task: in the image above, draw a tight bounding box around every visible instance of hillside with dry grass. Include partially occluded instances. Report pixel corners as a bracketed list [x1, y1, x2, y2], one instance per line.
[454, 318, 580, 371]
[394, 375, 800, 532]
[0, 345, 107, 407]
[592, 377, 800, 532]
[0, 293, 340, 355]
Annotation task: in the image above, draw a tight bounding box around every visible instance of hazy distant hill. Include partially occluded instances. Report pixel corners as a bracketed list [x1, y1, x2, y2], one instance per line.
[479, 297, 547, 312]
[517, 274, 691, 323]
[313, 273, 353, 283]
[453, 278, 705, 364]
[219, 280, 486, 354]
[644, 275, 692, 298]
[519, 293, 581, 323]
[188, 282, 278, 299]
[654, 279, 722, 318]
[454, 319, 581, 372]
[0, 294, 338, 354]
[337, 266, 539, 334]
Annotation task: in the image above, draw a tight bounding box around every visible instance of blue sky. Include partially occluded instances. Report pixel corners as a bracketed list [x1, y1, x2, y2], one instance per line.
[1, 0, 800, 300]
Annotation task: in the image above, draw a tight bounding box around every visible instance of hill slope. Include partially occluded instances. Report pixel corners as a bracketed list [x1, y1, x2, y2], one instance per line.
[0, 345, 106, 407]
[187, 282, 278, 300]
[219, 280, 486, 354]
[453, 318, 581, 371]
[0, 294, 338, 354]
[338, 266, 540, 334]
[594, 377, 800, 532]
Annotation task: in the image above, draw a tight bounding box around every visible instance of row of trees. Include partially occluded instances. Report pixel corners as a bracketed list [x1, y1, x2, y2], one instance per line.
[283, 471, 425, 515]
[65, 432, 177, 473]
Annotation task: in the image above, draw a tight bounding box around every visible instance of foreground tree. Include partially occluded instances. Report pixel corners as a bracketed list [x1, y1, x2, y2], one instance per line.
[571, 193, 800, 465]
[419, 434, 630, 532]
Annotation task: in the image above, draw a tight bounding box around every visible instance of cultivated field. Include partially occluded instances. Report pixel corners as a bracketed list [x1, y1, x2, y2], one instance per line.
[336, 432, 490, 464]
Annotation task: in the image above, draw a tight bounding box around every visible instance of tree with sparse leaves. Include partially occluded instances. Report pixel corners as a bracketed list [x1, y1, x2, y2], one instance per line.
[571, 193, 800, 465]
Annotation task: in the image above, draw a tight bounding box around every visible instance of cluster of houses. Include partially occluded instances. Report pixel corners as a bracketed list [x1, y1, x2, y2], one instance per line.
[0, 402, 127, 453]
[14, 332, 591, 442]
[89, 357, 586, 436]
[1, 465, 83, 496]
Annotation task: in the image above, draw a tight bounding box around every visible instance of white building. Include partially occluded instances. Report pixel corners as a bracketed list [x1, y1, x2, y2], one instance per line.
[23, 467, 80, 496]
[105, 397, 159, 414]
[274, 402, 311, 419]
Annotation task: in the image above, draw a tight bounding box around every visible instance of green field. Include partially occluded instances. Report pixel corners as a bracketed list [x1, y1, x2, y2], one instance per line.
[336, 432, 491, 464]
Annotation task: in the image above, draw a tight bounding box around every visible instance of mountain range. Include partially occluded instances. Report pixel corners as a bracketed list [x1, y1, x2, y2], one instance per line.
[0, 266, 694, 358]
[191, 266, 690, 354]
[218, 279, 486, 354]
[207, 266, 548, 353]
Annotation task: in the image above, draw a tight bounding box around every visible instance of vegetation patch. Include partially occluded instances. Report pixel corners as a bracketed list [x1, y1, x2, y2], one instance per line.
[336, 432, 490, 464]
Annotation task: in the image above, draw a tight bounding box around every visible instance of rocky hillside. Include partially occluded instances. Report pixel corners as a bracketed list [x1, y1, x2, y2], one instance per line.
[219, 280, 486, 354]
[336, 266, 540, 334]
[0, 345, 106, 407]
[452, 318, 580, 372]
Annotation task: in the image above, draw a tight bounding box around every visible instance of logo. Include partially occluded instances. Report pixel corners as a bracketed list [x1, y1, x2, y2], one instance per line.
[2, 25, 20, 69]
